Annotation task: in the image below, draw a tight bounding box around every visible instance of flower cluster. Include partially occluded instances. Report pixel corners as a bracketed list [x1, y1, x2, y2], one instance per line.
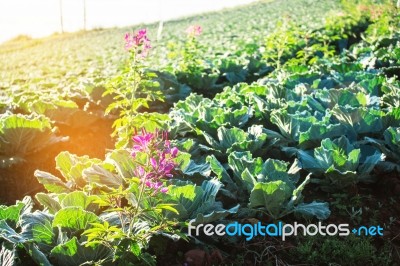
[186, 25, 202, 38]
[124, 29, 151, 57]
[132, 129, 178, 193]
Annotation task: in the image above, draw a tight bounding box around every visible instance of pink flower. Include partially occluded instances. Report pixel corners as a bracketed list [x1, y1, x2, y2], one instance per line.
[131, 129, 179, 194]
[150, 157, 158, 170]
[135, 166, 145, 177]
[125, 33, 134, 50]
[171, 147, 179, 158]
[186, 25, 202, 37]
[124, 29, 151, 57]
[131, 130, 154, 157]
[153, 182, 163, 190]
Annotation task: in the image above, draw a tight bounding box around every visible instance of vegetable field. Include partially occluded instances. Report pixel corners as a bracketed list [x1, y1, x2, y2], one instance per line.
[0, 0, 399, 265]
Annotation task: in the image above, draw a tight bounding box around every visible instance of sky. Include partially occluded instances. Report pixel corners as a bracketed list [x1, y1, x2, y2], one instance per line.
[0, 0, 257, 43]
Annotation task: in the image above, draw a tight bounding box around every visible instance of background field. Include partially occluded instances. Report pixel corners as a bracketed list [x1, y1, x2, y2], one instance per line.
[0, 0, 338, 202]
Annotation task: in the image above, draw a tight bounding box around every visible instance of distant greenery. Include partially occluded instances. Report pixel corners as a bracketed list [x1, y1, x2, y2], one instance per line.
[4, 34, 33, 43]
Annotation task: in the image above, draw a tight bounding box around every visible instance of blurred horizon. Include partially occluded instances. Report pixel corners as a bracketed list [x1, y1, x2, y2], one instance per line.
[0, 0, 257, 44]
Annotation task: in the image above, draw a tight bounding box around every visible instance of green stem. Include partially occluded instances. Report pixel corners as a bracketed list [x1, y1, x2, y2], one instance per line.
[127, 177, 146, 237]
[130, 50, 138, 116]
